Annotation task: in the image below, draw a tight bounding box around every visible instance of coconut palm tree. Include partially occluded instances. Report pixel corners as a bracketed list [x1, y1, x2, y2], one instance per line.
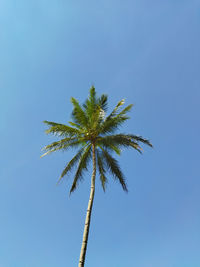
[41, 86, 152, 267]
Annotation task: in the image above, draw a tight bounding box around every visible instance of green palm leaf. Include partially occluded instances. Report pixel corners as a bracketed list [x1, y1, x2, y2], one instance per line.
[109, 99, 125, 118]
[43, 120, 80, 137]
[126, 134, 153, 147]
[57, 147, 86, 183]
[71, 97, 88, 128]
[101, 149, 128, 192]
[97, 134, 142, 153]
[41, 139, 82, 158]
[97, 94, 108, 112]
[70, 144, 92, 194]
[99, 102, 133, 135]
[97, 150, 108, 191]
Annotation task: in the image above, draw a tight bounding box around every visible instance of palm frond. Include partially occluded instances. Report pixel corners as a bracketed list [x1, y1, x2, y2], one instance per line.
[107, 144, 121, 155]
[41, 139, 82, 158]
[97, 94, 108, 112]
[97, 141, 121, 155]
[101, 149, 128, 192]
[68, 121, 83, 130]
[97, 150, 108, 191]
[99, 101, 133, 135]
[109, 99, 125, 118]
[42, 137, 77, 150]
[83, 86, 102, 128]
[57, 147, 85, 183]
[70, 145, 92, 194]
[90, 104, 106, 131]
[83, 86, 97, 115]
[71, 97, 88, 127]
[100, 116, 130, 135]
[97, 134, 143, 154]
[88, 86, 97, 107]
[126, 134, 153, 147]
[43, 121, 62, 127]
[118, 104, 133, 116]
[43, 121, 80, 137]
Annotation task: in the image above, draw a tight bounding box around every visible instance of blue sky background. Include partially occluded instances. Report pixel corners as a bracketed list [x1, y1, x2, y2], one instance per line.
[0, 1, 200, 266]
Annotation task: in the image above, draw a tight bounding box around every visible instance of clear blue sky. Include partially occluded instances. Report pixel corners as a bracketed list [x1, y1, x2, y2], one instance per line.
[0, 1, 200, 266]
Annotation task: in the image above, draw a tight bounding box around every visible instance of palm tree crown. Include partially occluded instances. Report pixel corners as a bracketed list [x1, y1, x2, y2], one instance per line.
[41, 86, 152, 193]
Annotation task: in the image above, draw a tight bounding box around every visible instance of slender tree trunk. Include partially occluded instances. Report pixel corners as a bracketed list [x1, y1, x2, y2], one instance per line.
[78, 144, 96, 267]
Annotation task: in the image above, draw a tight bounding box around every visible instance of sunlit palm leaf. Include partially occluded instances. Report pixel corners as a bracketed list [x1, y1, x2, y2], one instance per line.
[71, 97, 88, 128]
[43, 120, 80, 137]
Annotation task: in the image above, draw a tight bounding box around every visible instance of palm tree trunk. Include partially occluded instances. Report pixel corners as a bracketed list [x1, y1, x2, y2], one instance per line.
[78, 144, 96, 267]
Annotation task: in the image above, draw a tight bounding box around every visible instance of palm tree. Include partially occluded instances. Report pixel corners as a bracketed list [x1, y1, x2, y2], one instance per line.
[41, 86, 152, 267]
